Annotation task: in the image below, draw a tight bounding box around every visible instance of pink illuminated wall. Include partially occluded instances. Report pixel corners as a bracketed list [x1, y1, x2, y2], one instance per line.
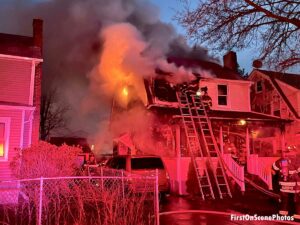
[200, 79, 252, 112]
[0, 58, 32, 105]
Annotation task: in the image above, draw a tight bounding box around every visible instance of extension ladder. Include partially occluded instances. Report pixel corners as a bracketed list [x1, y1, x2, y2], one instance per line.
[177, 89, 232, 199]
[176, 91, 215, 200]
[191, 94, 232, 199]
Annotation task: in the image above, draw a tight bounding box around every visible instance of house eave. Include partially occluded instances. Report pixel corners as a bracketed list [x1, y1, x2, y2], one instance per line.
[0, 53, 43, 64]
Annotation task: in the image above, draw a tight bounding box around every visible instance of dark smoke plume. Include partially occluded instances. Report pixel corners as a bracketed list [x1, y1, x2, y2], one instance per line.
[0, 0, 215, 153]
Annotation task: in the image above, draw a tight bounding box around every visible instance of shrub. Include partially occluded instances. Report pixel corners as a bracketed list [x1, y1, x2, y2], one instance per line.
[11, 141, 81, 179]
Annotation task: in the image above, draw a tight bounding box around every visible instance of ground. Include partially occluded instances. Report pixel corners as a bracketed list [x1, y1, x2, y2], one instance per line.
[160, 190, 299, 225]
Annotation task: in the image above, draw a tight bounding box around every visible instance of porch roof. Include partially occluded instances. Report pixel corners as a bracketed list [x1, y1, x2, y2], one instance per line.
[151, 105, 291, 123]
[207, 110, 291, 122]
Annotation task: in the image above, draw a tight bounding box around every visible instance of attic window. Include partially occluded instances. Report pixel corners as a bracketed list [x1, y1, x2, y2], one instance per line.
[218, 85, 228, 106]
[256, 80, 263, 92]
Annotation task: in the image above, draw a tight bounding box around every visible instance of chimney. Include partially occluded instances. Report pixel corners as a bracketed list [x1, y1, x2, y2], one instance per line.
[33, 19, 43, 51]
[31, 19, 43, 143]
[223, 51, 238, 72]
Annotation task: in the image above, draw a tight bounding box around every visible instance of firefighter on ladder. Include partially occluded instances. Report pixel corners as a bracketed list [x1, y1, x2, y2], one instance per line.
[272, 149, 300, 219]
[200, 87, 212, 111]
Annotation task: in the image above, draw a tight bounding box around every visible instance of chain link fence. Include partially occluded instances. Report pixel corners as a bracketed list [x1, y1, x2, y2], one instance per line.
[0, 168, 159, 225]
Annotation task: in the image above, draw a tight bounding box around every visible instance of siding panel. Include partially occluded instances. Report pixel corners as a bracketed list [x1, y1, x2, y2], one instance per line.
[0, 58, 32, 105]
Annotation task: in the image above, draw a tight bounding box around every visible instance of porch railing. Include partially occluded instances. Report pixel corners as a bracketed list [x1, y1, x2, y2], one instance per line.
[247, 154, 279, 190]
[223, 154, 245, 192]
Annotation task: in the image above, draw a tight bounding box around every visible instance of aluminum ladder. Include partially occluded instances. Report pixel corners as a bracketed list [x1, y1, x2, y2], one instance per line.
[176, 91, 215, 200]
[190, 94, 232, 199]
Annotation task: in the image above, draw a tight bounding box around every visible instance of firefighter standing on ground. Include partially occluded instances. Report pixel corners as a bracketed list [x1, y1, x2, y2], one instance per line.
[272, 150, 300, 219]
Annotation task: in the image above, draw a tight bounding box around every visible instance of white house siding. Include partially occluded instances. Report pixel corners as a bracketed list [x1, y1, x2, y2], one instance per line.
[285, 121, 300, 148]
[200, 78, 252, 112]
[0, 58, 32, 105]
[276, 79, 300, 117]
[22, 110, 33, 148]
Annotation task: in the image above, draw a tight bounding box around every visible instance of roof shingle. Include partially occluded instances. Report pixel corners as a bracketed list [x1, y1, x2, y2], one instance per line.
[258, 69, 300, 90]
[167, 57, 244, 80]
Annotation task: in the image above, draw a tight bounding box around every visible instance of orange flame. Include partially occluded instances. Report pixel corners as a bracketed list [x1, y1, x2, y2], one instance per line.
[122, 86, 128, 97]
[97, 23, 148, 107]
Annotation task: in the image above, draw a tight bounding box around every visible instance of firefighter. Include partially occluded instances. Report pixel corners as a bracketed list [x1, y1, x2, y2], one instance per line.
[201, 91, 212, 110]
[294, 174, 300, 220]
[272, 150, 300, 217]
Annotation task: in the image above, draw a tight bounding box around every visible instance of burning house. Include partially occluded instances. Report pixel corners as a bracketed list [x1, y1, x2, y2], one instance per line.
[111, 51, 291, 198]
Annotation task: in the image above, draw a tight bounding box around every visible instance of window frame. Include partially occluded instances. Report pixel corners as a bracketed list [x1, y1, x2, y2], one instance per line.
[0, 117, 11, 162]
[217, 84, 228, 106]
[256, 80, 263, 93]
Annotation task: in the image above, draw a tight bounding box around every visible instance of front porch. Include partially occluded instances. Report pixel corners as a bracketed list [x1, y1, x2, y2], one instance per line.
[159, 110, 289, 195]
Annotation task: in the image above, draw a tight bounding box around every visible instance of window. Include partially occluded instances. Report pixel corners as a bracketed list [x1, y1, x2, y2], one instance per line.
[256, 80, 263, 92]
[0, 123, 4, 157]
[273, 94, 281, 117]
[218, 85, 228, 106]
[0, 118, 10, 161]
[107, 157, 126, 170]
[131, 157, 164, 170]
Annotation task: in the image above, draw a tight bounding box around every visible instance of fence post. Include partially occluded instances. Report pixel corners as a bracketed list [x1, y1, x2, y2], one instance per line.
[38, 177, 44, 225]
[155, 169, 160, 225]
[100, 166, 104, 190]
[121, 170, 124, 198]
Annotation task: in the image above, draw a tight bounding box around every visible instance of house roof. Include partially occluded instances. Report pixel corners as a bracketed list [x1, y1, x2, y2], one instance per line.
[166, 57, 244, 80]
[0, 33, 42, 59]
[254, 69, 300, 119]
[258, 69, 300, 90]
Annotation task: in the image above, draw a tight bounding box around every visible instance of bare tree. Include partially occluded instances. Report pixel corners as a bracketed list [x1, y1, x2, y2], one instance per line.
[40, 88, 69, 140]
[177, 0, 300, 70]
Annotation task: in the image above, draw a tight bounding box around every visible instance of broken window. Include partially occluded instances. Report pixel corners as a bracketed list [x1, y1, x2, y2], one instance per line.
[153, 79, 177, 102]
[218, 85, 228, 105]
[273, 94, 281, 117]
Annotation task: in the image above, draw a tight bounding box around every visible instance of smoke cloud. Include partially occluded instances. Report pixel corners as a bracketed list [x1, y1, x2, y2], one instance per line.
[0, 0, 216, 154]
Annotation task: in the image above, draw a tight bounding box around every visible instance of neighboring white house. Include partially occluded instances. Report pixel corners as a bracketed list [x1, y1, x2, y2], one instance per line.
[249, 69, 300, 151]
